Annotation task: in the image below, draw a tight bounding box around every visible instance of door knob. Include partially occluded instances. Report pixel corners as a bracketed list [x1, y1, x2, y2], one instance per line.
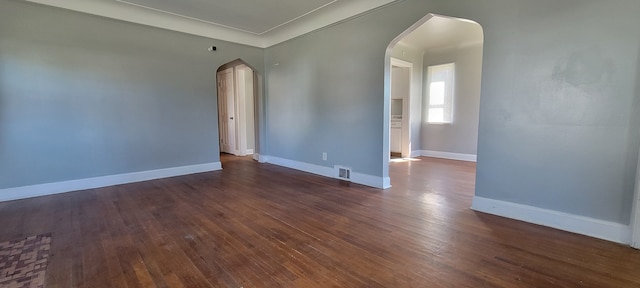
[230, 117, 234, 120]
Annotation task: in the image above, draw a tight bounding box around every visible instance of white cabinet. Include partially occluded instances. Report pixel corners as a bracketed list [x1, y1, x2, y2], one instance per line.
[391, 120, 402, 153]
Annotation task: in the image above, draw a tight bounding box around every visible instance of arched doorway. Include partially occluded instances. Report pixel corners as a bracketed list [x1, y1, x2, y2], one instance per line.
[216, 59, 260, 161]
[383, 14, 484, 187]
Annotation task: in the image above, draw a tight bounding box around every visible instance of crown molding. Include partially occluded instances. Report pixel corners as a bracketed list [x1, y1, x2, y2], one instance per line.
[261, 0, 400, 47]
[24, 0, 399, 48]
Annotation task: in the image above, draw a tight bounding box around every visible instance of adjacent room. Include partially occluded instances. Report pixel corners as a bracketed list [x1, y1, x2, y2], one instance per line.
[2, 0, 640, 287]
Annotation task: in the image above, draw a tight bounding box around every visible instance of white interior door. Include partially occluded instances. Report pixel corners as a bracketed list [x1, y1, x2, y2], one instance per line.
[217, 68, 236, 154]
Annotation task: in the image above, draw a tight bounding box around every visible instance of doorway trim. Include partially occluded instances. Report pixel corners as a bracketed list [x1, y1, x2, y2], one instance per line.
[390, 57, 413, 158]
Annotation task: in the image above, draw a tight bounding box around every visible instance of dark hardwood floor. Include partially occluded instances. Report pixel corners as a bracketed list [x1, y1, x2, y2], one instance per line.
[2, 155, 640, 287]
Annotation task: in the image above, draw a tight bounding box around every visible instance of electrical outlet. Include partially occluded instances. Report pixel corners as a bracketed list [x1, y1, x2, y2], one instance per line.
[322, 152, 327, 161]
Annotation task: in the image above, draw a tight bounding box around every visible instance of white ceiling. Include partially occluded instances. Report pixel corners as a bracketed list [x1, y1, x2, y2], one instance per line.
[398, 15, 483, 51]
[24, 0, 399, 48]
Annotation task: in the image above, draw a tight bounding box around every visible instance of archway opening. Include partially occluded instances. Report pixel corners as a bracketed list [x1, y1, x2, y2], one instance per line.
[216, 59, 261, 163]
[383, 14, 484, 193]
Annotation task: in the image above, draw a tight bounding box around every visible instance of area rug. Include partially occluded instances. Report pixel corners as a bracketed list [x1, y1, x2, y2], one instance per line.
[0, 234, 51, 288]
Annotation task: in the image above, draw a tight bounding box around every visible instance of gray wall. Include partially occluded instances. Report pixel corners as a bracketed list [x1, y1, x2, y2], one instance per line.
[422, 43, 482, 155]
[2, 0, 640, 226]
[264, 0, 640, 224]
[264, 20, 390, 175]
[0, 0, 264, 189]
[474, 0, 640, 224]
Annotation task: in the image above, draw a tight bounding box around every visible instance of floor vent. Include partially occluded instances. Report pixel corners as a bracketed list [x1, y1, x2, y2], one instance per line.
[334, 165, 352, 181]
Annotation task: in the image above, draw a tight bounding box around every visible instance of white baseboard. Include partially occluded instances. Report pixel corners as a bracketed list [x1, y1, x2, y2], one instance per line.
[421, 150, 477, 162]
[256, 154, 269, 163]
[471, 196, 631, 245]
[382, 177, 391, 189]
[236, 149, 254, 156]
[0, 162, 222, 202]
[351, 172, 388, 189]
[267, 156, 333, 178]
[410, 150, 422, 158]
[266, 156, 388, 189]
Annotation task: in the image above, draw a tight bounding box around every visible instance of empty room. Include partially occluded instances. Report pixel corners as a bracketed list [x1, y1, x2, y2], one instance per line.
[2, 0, 640, 287]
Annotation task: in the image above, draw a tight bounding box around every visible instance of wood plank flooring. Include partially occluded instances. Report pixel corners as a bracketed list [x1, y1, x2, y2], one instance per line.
[1, 155, 640, 287]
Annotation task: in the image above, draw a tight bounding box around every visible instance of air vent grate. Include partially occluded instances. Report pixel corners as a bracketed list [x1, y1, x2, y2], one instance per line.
[334, 165, 352, 181]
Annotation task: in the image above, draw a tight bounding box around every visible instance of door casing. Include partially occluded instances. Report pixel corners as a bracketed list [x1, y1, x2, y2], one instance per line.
[390, 57, 413, 158]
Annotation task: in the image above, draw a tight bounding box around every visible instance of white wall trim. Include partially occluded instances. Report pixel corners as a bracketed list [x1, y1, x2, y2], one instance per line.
[410, 150, 422, 158]
[421, 150, 477, 162]
[25, 0, 397, 48]
[24, 0, 263, 47]
[256, 154, 269, 163]
[266, 156, 388, 189]
[0, 162, 222, 202]
[351, 172, 388, 189]
[390, 57, 413, 159]
[260, 0, 399, 47]
[471, 196, 631, 245]
[267, 156, 334, 178]
[390, 57, 413, 68]
[382, 177, 391, 189]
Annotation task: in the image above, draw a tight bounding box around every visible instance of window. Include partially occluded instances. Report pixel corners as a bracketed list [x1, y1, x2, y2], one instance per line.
[426, 63, 455, 123]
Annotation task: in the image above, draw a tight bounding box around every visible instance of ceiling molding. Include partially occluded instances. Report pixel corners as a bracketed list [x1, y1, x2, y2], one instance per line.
[115, 0, 341, 36]
[24, 0, 399, 48]
[115, 0, 265, 35]
[24, 0, 263, 47]
[262, 0, 400, 47]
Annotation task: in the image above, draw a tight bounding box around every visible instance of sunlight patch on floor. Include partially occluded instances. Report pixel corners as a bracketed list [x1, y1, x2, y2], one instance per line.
[390, 157, 422, 163]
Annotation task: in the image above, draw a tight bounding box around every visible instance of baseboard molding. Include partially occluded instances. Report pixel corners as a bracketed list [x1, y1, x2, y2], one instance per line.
[471, 196, 631, 245]
[382, 177, 391, 189]
[0, 162, 222, 202]
[421, 150, 477, 162]
[267, 156, 333, 178]
[235, 149, 254, 156]
[266, 156, 388, 189]
[410, 150, 422, 158]
[256, 154, 269, 163]
[351, 172, 389, 189]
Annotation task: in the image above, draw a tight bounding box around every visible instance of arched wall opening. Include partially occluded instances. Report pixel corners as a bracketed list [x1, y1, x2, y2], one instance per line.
[383, 13, 484, 188]
[216, 59, 263, 163]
